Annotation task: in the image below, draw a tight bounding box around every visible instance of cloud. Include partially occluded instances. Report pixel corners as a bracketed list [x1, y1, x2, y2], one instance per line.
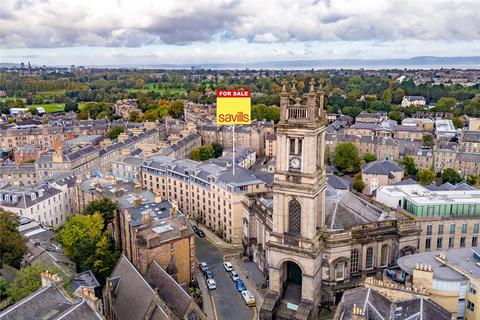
[0, 0, 479, 49]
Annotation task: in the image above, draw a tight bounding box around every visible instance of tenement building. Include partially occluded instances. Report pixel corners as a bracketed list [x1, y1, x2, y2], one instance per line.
[115, 197, 196, 285]
[0, 174, 76, 229]
[141, 156, 271, 243]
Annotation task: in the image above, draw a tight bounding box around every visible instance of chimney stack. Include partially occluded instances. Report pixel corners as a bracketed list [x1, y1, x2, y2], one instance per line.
[41, 270, 61, 287]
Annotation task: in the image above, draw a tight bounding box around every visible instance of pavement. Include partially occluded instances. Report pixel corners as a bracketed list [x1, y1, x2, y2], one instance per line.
[195, 268, 216, 320]
[195, 222, 243, 249]
[195, 236, 254, 320]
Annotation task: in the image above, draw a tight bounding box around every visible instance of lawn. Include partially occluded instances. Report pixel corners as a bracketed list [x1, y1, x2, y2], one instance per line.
[127, 83, 187, 95]
[78, 102, 89, 110]
[35, 103, 65, 113]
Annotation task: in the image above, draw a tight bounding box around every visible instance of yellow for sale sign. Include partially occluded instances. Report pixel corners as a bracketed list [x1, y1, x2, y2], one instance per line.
[216, 90, 251, 125]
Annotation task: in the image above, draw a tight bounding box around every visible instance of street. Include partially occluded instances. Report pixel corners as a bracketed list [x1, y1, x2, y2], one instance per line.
[195, 236, 254, 320]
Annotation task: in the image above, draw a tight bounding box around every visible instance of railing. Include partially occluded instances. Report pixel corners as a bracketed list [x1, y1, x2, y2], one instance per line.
[287, 107, 308, 120]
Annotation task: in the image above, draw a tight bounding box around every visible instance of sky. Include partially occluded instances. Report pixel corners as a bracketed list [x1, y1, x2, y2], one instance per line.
[1, 0, 479, 66]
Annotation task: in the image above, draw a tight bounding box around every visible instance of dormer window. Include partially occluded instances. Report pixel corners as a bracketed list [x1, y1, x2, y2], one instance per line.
[31, 193, 36, 201]
[12, 196, 17, 202]
[5, 195, 10, 202]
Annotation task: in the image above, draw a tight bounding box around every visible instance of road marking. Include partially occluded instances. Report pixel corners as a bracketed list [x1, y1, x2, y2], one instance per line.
[252, 306, 258, 320]
[211, 295, 219, 320]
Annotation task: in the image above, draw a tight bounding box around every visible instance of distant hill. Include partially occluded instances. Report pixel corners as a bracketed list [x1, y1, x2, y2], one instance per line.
[127, 56, 480, 70]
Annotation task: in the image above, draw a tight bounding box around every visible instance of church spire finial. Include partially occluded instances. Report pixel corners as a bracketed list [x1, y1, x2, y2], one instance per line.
[309, 78, 315, 92]
[291, 79, 298, 93]
[281, 80, 287, 93]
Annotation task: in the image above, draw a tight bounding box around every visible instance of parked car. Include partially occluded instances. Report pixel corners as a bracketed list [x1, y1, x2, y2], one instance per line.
[230, 271, 240, 282]
[223, 261, 233, 272]
[235, 279, 246, 292]
[199, 262, 208, 273]
[241, 290, 255, 307]
[206, 279, 216, 290]
[197, 229, 206, 237]
[205, 270, 214, 280]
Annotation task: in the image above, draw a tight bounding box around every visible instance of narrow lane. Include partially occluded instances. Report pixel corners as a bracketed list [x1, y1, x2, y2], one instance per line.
[195, 236, 254, 320]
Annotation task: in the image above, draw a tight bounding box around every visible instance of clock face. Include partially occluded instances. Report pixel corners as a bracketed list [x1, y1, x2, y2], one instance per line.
[289, 157, 301, 169]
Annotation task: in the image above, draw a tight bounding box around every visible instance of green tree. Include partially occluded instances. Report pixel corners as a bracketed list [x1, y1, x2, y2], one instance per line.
[363, 153, 376, 163]
[199, 145, 215, 161]
[190, 148, 201, 161]
[402, 156, 418, 176]
[435, 97, 456, 112]
[7, 263, 63, 303]
[353, 179, 365, 192]
[416, 169, 435, 185]
[388, 110, 402, 123]
[168, 101, 184, 118]
[128, 110, 141, 122]
[106, 126, 124, 140]
[467, 175, 478, 186]
[422, 135, 435, 148]
[83, 198, 117, 226]
[56, 213, 118, 284]
[212, 143, 224, 158]
[0, 209, 26, 268]
[441, 168, 462, 184]
[451, 117, 464, 129]
[333, 142, 361, 174]
[381, 89, 392, 103]
[251, 104, 280, 123]
[27, 107, 39, 116]
[0, 276, 9, 300]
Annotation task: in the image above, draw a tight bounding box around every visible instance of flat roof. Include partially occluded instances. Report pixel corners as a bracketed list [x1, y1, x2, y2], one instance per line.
[378, 184, 480, 206]
[398, 248, 480, 281]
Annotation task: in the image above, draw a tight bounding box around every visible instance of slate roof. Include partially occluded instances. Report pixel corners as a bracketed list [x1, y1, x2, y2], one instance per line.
[107, 255, 169, 320]
[325, 187, 388, 230]
[362, 160, 404, 177]
[327, 175, 350, 190]
[146, 261, 191, 318]
[337, 287, 450, 320]
[462, 130, 480, 142]
[0, 285, 102, 320]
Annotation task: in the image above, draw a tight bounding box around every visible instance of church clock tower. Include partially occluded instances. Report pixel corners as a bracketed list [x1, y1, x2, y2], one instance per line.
[261, 80, 327, 320]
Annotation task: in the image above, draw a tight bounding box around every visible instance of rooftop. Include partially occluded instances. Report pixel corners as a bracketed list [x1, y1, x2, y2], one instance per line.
[397, 247, 480, 281]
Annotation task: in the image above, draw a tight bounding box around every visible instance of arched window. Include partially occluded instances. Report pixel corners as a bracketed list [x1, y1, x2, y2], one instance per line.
[350, 249, 359, 273]
[380, 244, 389, 267]
[288, 199, 301, 235]
[365, 247, 374, 270]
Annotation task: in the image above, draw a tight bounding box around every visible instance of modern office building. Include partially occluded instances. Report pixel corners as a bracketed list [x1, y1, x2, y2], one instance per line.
[397, 248, 480, 319]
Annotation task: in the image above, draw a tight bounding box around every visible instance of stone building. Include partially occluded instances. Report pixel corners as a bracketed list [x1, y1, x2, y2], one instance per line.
[141, 156, 271, 243]
[0, 159, 37, 186]
[115, 198, 195, 285]
[103, 255, 205, 320]
[0, 270, 103, 320]
[397, 248, 480, 319]
[248, 81, 419, 319]
[410, 148, 434, 170]
[334, 278, 451, 320]
[265, 133, 277, 158]
[114, 99, 143, 120]
[0, 119, 110, 150]
[361, 160, 404, 196]
[197, 120, 274, 156]
[0, 174, 77, 229]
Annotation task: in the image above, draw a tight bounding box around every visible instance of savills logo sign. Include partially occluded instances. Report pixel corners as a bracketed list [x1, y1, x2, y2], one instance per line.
[216, 90, 251, 125]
